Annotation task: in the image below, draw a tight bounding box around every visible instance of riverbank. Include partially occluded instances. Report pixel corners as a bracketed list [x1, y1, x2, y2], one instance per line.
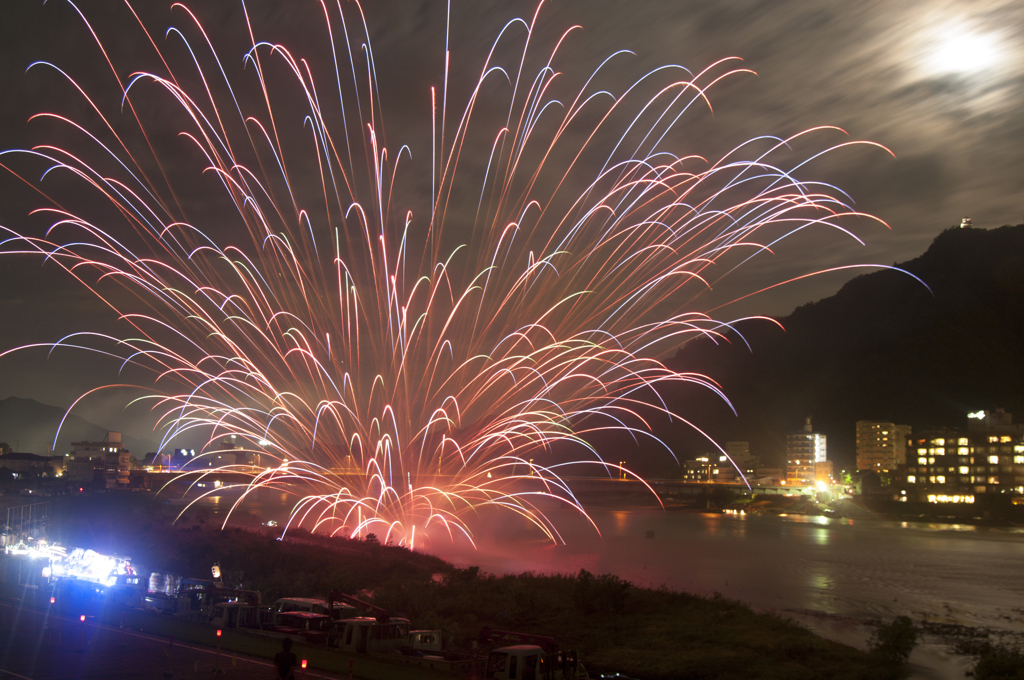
[777, 607, 1024, 680]
[8, 492, 910, 679]
[717, 492, 1024, 528]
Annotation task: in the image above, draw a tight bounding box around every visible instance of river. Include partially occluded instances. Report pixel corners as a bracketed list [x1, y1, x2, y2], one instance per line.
[199, 491, 1024, 678]
[423, 507, 1024, 631]
[424, 506, 1024, 679]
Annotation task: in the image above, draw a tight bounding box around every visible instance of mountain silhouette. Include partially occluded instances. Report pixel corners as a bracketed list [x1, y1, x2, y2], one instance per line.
[665, 223, 1024, 472]
[0, 396, 158, 457]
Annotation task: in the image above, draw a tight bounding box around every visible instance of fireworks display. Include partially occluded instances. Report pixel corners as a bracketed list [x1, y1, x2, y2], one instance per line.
[1, 1, 892, 547]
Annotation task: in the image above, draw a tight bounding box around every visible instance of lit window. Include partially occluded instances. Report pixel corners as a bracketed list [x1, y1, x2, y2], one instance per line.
[929, 476, 936, 483]
[1001, 436, 1012, 443]
[918, 457, 928, 465]
[907, 475, 916, 483]
[926, 494, 974, 504]
[988, 476, 1000, 484]
[934, 439, 945, 446]
[1015, 445, 1024, 453]
[988, 455, 999, 464]
[959, 438, 969, 446]
[989, 436, 999, 443]
[918, 448, 927, 455]
[928, 457, 935, 465]
[1015, 456, 1024, 465]
[959, 466, 970, 474]
[937, 475, 946, 484]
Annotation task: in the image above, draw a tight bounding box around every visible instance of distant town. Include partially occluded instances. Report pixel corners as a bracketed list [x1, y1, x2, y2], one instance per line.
[1, 408, 1022, 514]
[681, 408, 1024, 511]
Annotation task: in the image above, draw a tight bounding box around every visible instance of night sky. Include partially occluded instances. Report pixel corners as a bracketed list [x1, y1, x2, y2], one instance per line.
[1, 0, 1022, 450]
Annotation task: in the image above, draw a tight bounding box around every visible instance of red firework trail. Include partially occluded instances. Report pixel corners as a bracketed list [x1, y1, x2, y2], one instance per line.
[0, 0, 906, 548]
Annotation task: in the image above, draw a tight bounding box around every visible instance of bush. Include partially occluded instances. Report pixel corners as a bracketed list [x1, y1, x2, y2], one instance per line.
[868, 616, 917, 664]
[973, 644, 1024, 680]
[572, 569, 631, 614]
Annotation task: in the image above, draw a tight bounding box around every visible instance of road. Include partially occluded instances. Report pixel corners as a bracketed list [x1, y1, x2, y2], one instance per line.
[0, 604, 350, 680]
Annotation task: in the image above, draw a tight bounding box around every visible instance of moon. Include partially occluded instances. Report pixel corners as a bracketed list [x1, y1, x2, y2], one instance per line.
[921, 21, 1004, 78]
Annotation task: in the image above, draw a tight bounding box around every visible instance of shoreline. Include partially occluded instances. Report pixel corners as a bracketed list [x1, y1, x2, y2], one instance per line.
[773, 607, 1024, 680]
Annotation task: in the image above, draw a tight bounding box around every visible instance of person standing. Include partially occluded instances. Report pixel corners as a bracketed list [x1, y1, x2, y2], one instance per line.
[273, 638, 298, 680]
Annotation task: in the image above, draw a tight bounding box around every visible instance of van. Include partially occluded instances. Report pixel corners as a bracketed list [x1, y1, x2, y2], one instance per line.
[209, 601, 258, 629]
[485, 646, 583, 680]
[330, 617, 410, 654]
[409, 629, 443, 654]
[271, 611, 333, 645]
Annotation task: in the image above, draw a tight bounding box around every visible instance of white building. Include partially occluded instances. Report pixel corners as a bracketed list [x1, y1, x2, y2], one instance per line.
[787, 417, 826, 487]
[69, 432, 131, 489]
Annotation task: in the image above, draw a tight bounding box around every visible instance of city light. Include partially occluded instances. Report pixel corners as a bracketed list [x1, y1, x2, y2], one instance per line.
[49, 548, 132, 587]
[926, 494, 974, 504]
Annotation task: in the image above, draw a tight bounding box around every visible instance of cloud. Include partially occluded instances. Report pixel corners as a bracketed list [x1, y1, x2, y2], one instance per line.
[1, 0, 1022, 413]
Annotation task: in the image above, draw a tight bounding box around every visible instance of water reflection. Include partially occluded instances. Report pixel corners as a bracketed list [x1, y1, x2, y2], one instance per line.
[611, 511, 629, 535]
[809, 527, 829, 546]
[424, 507, 1024, 635]
[700, 513, 722, 537]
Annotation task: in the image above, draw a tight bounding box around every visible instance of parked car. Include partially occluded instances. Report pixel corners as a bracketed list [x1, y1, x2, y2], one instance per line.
[268, 611, 333, 645]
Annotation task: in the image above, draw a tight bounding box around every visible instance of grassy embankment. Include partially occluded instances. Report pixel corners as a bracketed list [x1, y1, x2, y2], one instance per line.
[32, 493, 906, 679]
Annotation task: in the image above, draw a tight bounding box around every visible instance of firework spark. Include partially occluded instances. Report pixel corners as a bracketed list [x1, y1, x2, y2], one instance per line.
[1, 0, 894, 548]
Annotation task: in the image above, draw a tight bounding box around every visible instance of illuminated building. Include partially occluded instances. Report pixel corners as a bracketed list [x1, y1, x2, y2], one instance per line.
[0, 452, 63, 479]
[682, 457, 711, 482]
[787, 417, 826, 487]
[814, 460, 834, 485]
[67, 432, 131, 489]
[904, 410, 1024, 501]
[855, 421, 911, 472]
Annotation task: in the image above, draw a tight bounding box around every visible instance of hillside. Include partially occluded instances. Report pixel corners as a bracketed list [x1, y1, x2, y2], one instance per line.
[665, 223, 1024, 471]
[0, 396, 158, 456]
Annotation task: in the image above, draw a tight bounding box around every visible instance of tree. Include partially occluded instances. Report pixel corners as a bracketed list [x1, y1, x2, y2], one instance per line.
[869, 616, 917, 664]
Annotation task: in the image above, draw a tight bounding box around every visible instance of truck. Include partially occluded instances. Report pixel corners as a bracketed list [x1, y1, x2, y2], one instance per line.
[483, 645, 585, 680]
[325, 590, 414, 653]
[267, 611, 334, 645]
[480, 629, 586, 680]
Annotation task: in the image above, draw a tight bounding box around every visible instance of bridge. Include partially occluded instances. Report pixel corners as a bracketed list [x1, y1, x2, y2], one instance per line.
[133, 469, 800, 499]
